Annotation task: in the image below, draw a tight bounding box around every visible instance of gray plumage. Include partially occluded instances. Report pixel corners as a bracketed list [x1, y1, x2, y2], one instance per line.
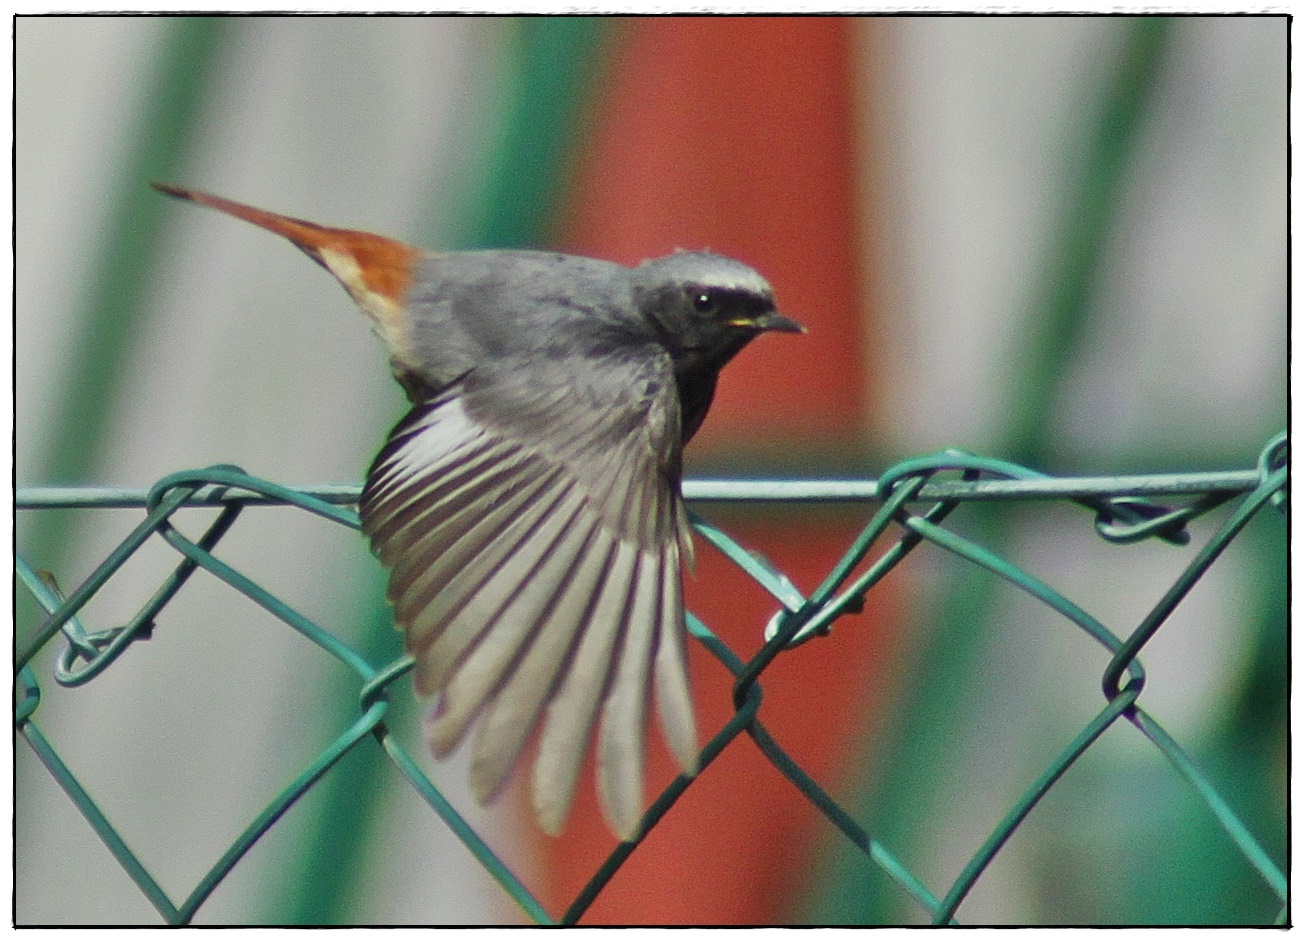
[361, 249, 799, 839]
[150, 185, 800, 842]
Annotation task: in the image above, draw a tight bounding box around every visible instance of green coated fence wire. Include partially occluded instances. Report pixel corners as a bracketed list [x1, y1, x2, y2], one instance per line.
[15, 431, 1288, 925]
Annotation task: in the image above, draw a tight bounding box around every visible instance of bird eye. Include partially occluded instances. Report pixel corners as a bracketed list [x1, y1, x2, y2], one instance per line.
[691, 290, 719, 316]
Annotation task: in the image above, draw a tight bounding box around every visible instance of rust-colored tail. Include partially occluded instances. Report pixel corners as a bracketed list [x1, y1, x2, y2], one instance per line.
[152, 183, 421, 307]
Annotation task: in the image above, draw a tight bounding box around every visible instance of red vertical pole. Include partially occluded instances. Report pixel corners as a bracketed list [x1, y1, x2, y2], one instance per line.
[541, 17, 898, 923]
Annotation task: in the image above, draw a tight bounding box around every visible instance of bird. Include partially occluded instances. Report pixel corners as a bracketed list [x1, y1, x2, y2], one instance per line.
[153, 183, 804, 840]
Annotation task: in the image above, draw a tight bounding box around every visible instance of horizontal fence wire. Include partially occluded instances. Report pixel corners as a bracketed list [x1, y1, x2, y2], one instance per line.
[14, 431, 1288, 925]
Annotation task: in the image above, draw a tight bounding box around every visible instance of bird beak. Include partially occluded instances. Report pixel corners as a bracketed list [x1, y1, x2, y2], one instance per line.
[747, 310, 807, 334]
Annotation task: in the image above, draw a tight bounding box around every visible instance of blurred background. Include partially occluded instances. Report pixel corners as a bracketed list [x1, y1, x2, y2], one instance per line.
[15, 15, 1286, 925]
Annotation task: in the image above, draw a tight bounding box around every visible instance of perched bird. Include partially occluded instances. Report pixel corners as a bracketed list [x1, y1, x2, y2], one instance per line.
[153, 183, 803, 840]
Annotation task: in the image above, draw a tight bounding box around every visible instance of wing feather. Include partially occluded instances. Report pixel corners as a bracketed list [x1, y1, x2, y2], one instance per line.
[388, 463, 562, 631]
[368, 440, 524, 568]
[423, 485, 593, 755]
[596, 549, 663, 840]
[468, 524, 618, 802]
[532, 539, 637, 835]
[654, 544, 698, 775]
[361, 400, 491, 524]
[360, 352, 700, 839]
[409, 475, 580, 696]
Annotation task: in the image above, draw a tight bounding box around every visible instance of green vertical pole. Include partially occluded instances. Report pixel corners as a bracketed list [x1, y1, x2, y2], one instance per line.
[467, 16, 614, 249]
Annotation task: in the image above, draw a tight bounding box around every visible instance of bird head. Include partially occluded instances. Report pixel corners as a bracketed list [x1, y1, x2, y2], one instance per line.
[631, 251, 804, 372]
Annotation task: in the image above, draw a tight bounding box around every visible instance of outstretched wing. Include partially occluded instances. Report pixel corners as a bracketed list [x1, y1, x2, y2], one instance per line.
[359, 352, 698, 840]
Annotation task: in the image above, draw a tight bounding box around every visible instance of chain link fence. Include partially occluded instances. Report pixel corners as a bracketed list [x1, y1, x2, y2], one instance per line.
[15, 431, 1288, 925]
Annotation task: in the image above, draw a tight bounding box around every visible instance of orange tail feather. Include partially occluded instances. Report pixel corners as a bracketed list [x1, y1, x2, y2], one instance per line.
[151, 183, 421, 306]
